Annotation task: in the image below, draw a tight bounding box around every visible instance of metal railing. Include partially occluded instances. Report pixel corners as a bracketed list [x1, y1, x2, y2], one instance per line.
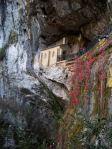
[57, 53, 78, 61]
[57, 49, 88, 62]
[57, 37, 112, 63]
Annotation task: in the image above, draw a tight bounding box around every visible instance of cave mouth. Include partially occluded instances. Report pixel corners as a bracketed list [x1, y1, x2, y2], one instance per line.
[45, 28, 96, 50]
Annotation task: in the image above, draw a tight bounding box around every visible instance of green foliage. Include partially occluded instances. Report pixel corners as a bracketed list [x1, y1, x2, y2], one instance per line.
[0, 120, 9, 148]
[60, 113, 112, 149]
[0, 47, 5, 60]
[77, 116, 106, 148]
[14, 127, 48, 149]
[0, 119, 55, 148]
[9, 31, 18, 45]
[0, 31, 18, 61]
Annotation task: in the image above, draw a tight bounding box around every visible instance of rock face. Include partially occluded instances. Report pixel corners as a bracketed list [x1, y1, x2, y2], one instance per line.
[30, 0, 108, 46]
[57, 37, 112, 148]
[0, 0, 70, 146]
[0, 0, 111, 147]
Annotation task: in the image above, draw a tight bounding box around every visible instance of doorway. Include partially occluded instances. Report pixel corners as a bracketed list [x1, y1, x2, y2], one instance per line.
[48, 51, 51, 66]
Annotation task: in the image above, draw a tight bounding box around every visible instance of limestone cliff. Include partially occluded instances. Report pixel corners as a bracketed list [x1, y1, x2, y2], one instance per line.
[0, 0, 112, 148]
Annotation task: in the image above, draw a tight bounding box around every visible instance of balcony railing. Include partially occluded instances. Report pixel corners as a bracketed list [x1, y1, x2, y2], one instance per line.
[57, 49, 87, 62]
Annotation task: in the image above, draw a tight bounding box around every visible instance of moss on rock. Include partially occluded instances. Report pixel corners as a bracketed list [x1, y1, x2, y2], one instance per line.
[9, 31, 18, 45]
[0, 47, 5, 60]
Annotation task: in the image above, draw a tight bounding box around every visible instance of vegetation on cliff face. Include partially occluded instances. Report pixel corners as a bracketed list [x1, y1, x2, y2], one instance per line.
[1, 0, 112, 148]
[57, 36, 112, 148]
[0, 47, 5, 60]
[0, 76, 65, 148]
[9, 31, 18, 45]
[0, 31, 18, 61]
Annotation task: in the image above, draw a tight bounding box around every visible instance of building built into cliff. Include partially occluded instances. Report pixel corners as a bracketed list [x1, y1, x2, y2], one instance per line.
[39, 35, 86, 68]
[39, 34, 110, 70]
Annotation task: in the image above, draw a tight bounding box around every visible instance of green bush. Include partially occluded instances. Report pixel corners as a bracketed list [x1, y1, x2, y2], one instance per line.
[9, 31, 18, 45]
[0, 47, 5, 60]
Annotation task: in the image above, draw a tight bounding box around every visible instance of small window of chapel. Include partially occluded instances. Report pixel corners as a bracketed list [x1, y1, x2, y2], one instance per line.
[52, 51, 55, 57]
[44, 53, 47, 58]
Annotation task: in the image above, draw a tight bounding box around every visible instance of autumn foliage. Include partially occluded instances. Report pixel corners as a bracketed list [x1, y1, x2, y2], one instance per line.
[69, 38, 112, 107]
[57, 37, 112, 148]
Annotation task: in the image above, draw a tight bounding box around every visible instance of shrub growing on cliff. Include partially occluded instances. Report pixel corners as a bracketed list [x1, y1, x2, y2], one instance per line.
[9, 31, 18, 45]
[0, 47, 5, 60]
[57, 37, 112, 148]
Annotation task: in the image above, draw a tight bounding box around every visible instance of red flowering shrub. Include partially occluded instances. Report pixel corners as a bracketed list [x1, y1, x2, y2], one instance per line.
[70, 52, 96, 106]
[57, 38, 112, 148]
[69, 38, 112, 107]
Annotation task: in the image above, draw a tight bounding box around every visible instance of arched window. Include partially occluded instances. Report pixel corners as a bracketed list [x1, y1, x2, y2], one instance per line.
[57, 48, 61, 56]
[44, 53, 47, 58]
[41, 53, 43, 63]
[52, 51, 55, 57]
